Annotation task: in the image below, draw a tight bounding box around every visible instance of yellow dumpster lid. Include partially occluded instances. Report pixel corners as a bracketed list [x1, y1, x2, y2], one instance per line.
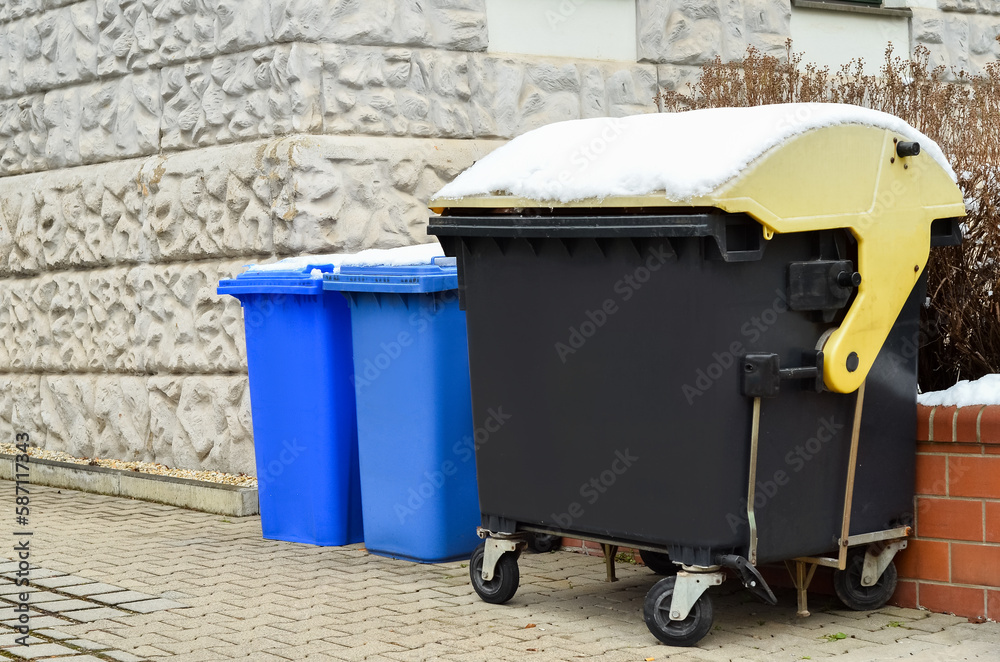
[429, 104, 967, 395]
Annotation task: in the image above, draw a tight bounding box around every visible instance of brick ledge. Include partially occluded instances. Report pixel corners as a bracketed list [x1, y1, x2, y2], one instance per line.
[917, 404, 1000, 444]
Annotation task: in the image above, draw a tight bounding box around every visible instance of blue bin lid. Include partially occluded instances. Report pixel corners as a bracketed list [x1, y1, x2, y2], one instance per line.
[217, 261, 337, 296]
[323, 257, 458, 293]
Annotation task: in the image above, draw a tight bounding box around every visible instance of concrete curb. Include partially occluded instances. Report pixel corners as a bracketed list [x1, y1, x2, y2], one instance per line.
[0, 454, 258, 517]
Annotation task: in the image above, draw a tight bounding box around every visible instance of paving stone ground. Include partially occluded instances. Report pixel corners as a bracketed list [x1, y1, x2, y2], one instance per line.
[0, 481, 997, 661]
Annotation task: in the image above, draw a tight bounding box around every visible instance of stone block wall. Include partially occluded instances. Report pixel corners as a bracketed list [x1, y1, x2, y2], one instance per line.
[0, 135, 500, 473]
[2, 0, 995, 475]
[910, 1, 1000, 76]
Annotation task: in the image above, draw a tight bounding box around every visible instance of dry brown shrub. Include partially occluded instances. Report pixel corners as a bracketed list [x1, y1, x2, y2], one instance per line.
[655, 41, 1000, 391]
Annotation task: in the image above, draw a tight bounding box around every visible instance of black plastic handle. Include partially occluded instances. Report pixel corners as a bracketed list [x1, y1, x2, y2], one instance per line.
[837, 271, 862, 288]
[896, 141, 920, 157]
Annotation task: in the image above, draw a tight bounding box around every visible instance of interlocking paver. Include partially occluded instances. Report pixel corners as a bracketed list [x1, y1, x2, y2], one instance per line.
[12, 592, 64, 604]
[118, 598, 188, 613]
[35, 598, 100, 613]
[58, 583, 128, 597]
[4, 642, 79, 659]
[0, 633, 44, 647]
[0, 584, 38, 597]
[89, 591, 158, 606]
[3, 615, 72, 629]
[65, 606, 131, 622]
[1, 569, 65, 581]
[30, 629, 75, 640]
[65, 638, 113, 650]
[30, 575, 94, 589]
[101, 652, 146, 662]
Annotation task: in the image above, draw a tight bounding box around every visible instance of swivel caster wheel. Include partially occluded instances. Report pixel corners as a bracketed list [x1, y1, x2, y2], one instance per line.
[643, 576, 714, 647]
[833, 549, 898, 611]
[470, 541, 520, 604]
[528, 533, 560, 553]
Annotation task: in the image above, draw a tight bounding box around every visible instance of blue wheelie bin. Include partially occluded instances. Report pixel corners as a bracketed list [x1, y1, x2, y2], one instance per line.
[323, 256, 480, 562]
[218, 260, 363, 546]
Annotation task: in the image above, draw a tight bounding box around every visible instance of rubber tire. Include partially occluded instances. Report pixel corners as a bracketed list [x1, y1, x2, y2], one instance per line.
[640, 550, 679, 576]
[470, 542, 520, 605]
[833, 549, 898, 611]
[643, 576, 714, 647]
[528, 534, 559, 553]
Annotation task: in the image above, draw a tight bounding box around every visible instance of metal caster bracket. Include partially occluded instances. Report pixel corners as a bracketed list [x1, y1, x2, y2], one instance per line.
[669, 570, 724, 621]
[862, 540, 906, 587]
[785, 559, 818, 617]
[787, 533, 908, 616]
[480, 536, 526, 582]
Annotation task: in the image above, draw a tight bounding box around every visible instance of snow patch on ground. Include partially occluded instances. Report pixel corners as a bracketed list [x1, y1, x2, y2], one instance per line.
[434, 104, 956, 204]
[919, 374, 1000, 407]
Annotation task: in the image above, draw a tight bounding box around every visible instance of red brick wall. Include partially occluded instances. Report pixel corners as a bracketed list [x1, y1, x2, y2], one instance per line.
[891, 404, 1000, 621]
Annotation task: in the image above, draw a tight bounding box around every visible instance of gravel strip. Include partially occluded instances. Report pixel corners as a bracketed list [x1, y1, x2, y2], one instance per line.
[0, 443, 256, 488]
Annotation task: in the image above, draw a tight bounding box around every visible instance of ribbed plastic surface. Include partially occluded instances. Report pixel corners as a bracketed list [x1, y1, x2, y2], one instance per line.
[323, 257, 459, 293]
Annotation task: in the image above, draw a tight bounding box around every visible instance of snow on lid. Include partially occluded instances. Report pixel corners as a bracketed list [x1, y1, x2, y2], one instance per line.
[433, 104, 956, 204]
[244, 242, 444, 275]
[918, 374, 1000, 407]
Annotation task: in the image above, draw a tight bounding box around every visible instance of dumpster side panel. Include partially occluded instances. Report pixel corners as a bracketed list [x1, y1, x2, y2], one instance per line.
[457, 232, 866, 565]
[240, 291, 363, 546]
[752, 393, 856, 563]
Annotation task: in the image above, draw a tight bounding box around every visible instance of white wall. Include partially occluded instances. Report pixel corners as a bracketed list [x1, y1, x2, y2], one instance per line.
[790, 7, 911, 75]
[485, 0, 637, 61]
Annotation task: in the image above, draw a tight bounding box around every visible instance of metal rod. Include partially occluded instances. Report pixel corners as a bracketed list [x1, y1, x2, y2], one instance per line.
[517, 526, 675, 556]
[796, 561, 808, 617]
[795, 555, 841, 569]
[838, 380, 867, 571]
[602, 544, 619, 582]
[747, 396, 762, 566]
[841, 525, 911, 548]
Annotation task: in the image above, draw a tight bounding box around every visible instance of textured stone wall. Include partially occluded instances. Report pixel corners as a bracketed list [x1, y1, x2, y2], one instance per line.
[637, 0, 791, 65]
[0, 135, 501, 473]
[3, 0, 994, 474]
[911, 1, 1000, 76]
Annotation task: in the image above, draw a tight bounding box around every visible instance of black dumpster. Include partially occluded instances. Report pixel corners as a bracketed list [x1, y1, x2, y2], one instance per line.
[428, 105, 965, 646]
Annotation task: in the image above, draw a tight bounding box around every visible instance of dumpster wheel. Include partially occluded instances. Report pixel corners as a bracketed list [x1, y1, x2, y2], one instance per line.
[470, 541, 520, 604]
[639, 550, 679, 576]
[643, 575, 716, 647]
[527, 533, 560, 553]
[833, 548, 898, 611]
